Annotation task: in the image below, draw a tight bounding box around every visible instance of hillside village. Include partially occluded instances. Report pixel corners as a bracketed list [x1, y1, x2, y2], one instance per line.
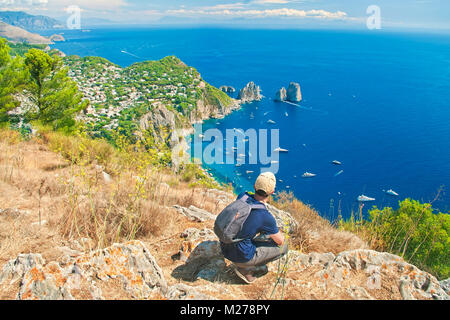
[64, 55, 227, 140]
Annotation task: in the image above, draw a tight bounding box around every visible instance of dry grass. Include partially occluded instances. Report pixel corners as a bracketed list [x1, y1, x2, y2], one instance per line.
[272, 191, 367, 254]
[0, 129, 228, 254]
[0, 128, 371, 300]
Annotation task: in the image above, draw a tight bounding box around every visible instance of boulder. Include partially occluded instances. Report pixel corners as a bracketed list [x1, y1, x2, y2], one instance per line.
[286, 82, 302, 103]
[173, 205, 216, 222]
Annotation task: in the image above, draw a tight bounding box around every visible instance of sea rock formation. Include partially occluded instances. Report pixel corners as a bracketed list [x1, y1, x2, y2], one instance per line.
[237, 81, 263, 103]
[286, 82, 302, 103]
[275, 87, 287, 102]
[219, 86, 236, 94]
[49, 34, 65, 42]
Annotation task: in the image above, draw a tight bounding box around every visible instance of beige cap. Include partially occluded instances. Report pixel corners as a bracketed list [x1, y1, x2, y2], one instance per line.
[254, 172, 276, 195]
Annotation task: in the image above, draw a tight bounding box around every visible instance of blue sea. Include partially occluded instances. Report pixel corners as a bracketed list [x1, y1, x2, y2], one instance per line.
[47, 28, 450, 219]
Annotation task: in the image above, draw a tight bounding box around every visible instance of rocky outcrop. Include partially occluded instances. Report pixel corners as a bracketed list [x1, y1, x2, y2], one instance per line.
[219, 86, 235, 94]
[193, 96, 240, 123]
[172, 205, 216, 222]
[286, 82, 302, 103]
[140, 102, 181, 147]
[1, 200, 447, 300]
[284, 249, 448, 300]
[0, 241, 168, 300]
[237, 82, 263, 103]
[49, 34, 65, 42]
[440, 279, 450, 294]
[275, 87, 287, 102]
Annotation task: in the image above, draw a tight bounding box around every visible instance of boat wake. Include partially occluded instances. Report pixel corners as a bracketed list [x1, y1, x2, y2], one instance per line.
[121, 50, 140, 59]
[283, 101, 328, 115]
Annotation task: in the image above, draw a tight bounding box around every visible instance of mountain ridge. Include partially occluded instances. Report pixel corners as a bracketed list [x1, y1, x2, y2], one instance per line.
[0, 11, 63, 31]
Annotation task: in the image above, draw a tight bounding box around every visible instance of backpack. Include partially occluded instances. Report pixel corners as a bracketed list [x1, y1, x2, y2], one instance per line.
[214, 193, 266, 244]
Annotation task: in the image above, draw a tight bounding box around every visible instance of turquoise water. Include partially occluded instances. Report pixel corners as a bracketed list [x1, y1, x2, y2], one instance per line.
[48, 28, 450, 219]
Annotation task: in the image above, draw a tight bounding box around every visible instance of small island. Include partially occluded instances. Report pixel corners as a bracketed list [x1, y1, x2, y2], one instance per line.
[275, 82, 302, 103]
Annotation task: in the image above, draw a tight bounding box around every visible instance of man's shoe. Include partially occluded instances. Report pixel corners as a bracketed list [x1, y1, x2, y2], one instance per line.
[234, 266, 257, 284]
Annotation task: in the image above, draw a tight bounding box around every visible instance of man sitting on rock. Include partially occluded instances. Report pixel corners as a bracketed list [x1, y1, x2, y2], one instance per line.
[219, 172, 288, 284]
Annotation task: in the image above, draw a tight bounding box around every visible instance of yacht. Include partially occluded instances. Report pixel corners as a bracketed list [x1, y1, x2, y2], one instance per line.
[385, 189, 399, 196]
[302, 172, 316, 178]
[357, 195, 375, 202]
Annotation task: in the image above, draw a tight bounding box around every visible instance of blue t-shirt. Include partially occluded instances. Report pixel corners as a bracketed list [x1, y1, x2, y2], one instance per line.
[220, 192, 279, 263]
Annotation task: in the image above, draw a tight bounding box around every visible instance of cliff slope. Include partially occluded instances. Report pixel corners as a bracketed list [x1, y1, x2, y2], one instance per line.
[0, 134, 448, 300]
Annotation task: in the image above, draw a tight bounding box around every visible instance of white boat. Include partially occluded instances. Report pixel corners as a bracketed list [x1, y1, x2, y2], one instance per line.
[332, 160, 342, 165]
[385, 189, 399, 196]
[274, 147, 288, 153]
[267, 119, 276, 124]
[271, 160, 279, 164]
[302, 172, 316, 178]
[246, 170, 254, 174]
[285, 112, 288, 117]
[357, 195, 375, 202]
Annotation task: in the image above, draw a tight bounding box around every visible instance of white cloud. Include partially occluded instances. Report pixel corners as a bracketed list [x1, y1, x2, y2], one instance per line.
[251, 0, 291, 4]
[166, 7, 348, 20]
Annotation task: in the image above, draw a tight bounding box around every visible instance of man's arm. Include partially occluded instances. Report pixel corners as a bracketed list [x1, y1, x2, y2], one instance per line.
[269, 231, 285, 246]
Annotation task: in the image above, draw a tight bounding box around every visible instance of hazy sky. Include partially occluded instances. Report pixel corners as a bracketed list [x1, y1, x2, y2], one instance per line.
[1, 0, 449, 30]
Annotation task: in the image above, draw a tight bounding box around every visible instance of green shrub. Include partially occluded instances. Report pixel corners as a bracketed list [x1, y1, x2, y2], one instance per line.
[344, 199, 449, 279]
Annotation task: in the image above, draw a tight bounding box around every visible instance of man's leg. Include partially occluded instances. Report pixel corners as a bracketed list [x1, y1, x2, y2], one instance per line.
[233, 241, 288, 283]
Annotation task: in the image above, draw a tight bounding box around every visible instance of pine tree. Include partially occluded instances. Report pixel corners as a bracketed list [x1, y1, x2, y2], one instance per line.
[0, 38, 26, 123]
[24, 48, 88, 130]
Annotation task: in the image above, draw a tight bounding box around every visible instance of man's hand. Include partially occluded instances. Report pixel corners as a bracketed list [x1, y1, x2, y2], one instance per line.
[269, 231, 285, 246]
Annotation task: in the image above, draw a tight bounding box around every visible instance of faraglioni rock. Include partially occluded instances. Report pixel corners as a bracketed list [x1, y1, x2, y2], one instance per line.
[237, 81, 262, 103]
[219, 86, 235, 94]
[274, 87, 287, 102]
[286, 82, 302, 103]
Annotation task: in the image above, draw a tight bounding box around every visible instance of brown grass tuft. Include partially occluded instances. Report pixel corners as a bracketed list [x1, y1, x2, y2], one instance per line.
[272, 191, 367, 253]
